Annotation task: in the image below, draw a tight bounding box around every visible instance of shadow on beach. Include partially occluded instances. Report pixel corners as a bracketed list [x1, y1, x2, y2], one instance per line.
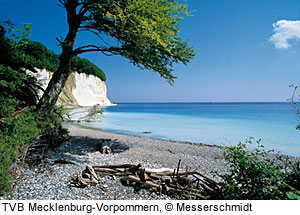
[69, 136, 130, 155]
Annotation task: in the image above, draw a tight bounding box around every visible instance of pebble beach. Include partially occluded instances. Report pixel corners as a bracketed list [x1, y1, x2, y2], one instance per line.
[1, 123, 226, 200]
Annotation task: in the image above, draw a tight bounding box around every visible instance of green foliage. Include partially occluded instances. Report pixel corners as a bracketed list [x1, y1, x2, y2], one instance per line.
[217, 138, 300, 200]
[0, 20, 106, 81]
[0, 22, 67, 195]
[0, 63, 68, 195]
[23, 40, 106, 80]
[1, 20, 31, 42]
[69, 0, 194, 85]
[72, 56, 106, 81]
[287, 189, 300, 200]
[23, 40, 60, 72]
[0, 106, 40, 195]
[284, 160, 300, 191]
[289, 84, 300, 130]
[0, 65, 23, 102]
[0, 56, 41, 194]
[22, 40, 106, 80]
[0, 64, 38, 107]
[69, 148, 77, 155]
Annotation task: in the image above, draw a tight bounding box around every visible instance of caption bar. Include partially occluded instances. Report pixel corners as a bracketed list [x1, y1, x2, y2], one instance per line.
[0, 200, 298, 215]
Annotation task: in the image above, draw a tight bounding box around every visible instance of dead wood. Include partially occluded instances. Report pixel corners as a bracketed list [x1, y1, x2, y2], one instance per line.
[72, 161, 221, 199]
[92, 164, 140, 169]
[121, 175, 162, 190]
[54, 158, 81, 166]
[144, 168, 176, 175]
[98, 185, 112, 196]
[100, 146, 111, 154]
[71, 165, 98, 187]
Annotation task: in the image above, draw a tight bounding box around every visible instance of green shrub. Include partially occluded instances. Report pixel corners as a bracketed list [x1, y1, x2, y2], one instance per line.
[38, 105, 69, 148]
[285, 160, 300, 191]
[0, 108, 40, 195]
[0, 22, 69, 196]
[23, 40, 59, 72]
[0, 102, 68, 196]
[216, 138, 299, 200]
[286, 189, 300, 200]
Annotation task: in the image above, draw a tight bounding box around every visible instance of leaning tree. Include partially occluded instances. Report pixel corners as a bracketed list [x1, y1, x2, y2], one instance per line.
[37, 0, 195, 114]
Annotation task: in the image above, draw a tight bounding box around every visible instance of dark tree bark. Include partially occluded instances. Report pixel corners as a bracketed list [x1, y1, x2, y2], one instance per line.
[37, 0, 81, 115]
[36, 47, 73, 115]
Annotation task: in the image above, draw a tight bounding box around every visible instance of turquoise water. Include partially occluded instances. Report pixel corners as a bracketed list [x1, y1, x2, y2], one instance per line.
[75, 103, 300, 156]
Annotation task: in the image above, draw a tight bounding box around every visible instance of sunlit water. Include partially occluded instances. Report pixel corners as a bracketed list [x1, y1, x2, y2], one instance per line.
[70, 103, 300, 156]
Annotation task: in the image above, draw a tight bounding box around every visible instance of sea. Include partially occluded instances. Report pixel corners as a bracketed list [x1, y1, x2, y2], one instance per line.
[70, 102, 300, 156]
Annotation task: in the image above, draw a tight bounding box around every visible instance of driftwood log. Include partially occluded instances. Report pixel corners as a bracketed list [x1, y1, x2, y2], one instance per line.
[100, 146, 111, 154]
[99, 139, 115, 154]
[71, 165, 98, 187]
[72, 160, 221, 199]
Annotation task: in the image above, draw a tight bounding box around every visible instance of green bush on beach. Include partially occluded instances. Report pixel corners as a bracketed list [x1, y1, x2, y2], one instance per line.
[216, 138, 300, 200]
[0, 108, 40, 195]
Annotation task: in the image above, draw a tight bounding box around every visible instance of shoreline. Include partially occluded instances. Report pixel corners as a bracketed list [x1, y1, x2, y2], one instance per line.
[66, 122, 300, 158]
[1, 122, 226, 200]
[2, 122, 298, 200]
[69, 122, 223, 149]
[63, 123, 226, 174]
[68, 102, 300, 158]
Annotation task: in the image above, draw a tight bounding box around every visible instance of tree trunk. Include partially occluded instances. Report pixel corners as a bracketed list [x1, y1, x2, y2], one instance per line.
[36, 47, 74, 115]
[37, 0, 80, 115]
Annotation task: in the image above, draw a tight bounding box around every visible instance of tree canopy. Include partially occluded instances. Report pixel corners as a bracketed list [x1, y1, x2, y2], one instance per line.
[59, 0, 194, 84]
[38, 0, 194, 114]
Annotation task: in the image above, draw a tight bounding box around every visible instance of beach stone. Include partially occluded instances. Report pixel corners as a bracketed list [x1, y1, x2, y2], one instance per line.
[1, 123, 226, 200]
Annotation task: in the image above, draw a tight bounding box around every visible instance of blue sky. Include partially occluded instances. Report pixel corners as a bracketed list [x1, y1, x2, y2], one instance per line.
[1, 0, 300, 102]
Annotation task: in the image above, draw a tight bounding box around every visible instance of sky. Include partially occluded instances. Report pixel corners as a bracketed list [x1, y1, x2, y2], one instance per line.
[1, 0, 300, 102]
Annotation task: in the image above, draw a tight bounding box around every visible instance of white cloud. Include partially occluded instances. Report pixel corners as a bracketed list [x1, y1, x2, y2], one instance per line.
[269, 20, 300, 49]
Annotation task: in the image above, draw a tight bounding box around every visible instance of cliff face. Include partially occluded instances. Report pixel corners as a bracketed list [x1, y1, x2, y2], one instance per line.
[34, 69, 113, 107]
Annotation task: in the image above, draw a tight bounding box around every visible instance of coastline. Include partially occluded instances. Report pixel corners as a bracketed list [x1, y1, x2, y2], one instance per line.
[73, 123, 223, 148]
[1, 123, 226, 200]
[64, 123, 226, 175]
[73, 102, 300, 157]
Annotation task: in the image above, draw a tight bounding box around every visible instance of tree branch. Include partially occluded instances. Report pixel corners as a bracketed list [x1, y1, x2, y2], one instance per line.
[74, 45, 124, 55]
[56, 37, 63, 45]
[57, 0, 67, 8]
[77, 1, 92, 22]
[79, 27, 113, 47]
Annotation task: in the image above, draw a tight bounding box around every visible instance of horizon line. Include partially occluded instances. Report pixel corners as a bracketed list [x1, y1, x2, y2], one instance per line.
[112, 101, 292, 103]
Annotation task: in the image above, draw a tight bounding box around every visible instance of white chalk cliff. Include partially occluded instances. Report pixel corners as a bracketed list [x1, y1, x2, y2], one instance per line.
[32, 69, 113, 107]
[72, 72, 111, 107]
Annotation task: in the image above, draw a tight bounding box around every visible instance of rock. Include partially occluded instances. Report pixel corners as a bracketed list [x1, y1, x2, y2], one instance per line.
[26, 69, 115, 107]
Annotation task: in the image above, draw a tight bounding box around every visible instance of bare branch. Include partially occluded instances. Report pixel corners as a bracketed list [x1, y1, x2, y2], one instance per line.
[79, 27, 113, 47]
[57, 0, 67, 8]
[74, 44, 102, 51]
[76, 48, 115, 56]
[73, 45, 124, 55]
[56, 37, 63, 45]
[77, 1, 93, 21]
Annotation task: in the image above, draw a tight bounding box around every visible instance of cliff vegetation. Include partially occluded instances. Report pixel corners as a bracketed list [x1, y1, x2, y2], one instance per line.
[0, 21, 106, 194]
